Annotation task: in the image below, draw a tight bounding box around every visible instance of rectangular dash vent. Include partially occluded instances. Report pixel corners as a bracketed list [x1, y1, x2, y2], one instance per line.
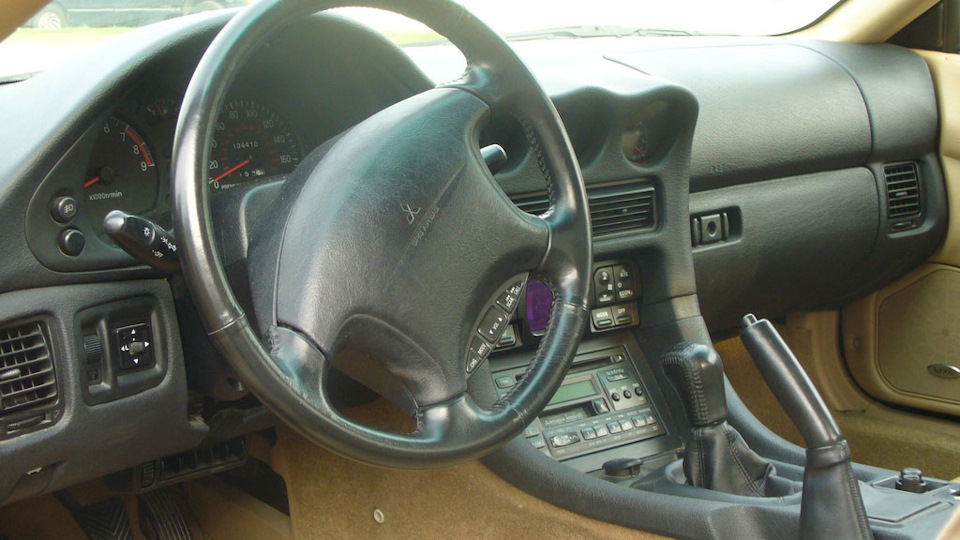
[0, 321, 56, 418]
[512, 180, 656, 238]
[884, 162, 922, 230]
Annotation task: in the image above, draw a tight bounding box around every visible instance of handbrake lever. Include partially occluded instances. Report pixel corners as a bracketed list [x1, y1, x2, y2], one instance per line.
[740, 314, 872, 540]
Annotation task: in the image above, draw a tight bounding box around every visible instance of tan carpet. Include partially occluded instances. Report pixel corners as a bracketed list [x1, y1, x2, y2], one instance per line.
[718, 335, 960, 480]
[270, 402, 671, 540]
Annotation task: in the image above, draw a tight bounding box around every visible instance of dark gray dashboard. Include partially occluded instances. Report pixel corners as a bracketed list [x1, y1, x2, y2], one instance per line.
[0, 9, 947, 513]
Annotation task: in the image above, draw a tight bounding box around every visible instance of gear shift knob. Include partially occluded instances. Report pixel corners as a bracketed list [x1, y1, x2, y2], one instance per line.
[661, 343, 728, 427]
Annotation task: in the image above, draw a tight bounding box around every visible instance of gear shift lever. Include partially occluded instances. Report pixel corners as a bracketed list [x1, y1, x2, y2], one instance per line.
[661, 343, 776, 496]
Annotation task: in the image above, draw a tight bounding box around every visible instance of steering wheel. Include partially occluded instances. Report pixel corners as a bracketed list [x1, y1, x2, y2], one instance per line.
[172, 0, 592, 469]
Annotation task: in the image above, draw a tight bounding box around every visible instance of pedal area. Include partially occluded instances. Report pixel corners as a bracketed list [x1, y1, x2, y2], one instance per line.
[56, 486, 192, 540]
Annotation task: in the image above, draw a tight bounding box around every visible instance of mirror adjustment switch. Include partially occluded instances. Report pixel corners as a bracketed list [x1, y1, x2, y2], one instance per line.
[116, 323, 154, 371]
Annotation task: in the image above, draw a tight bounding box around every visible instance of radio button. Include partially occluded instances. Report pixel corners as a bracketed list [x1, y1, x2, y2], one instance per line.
[611, 392, 621, 402]
[496, 289, 519, 312]
[606, 372, 628, 382]
[531, 438, 546, 449]
[595, 425, 610, 437]
[581, 427, 597, 440]
[632, 416, 647, 427]
[465, 351, 483, 374]
[495, 376, 515, 389]
[620, 419, 634, 431]
[524, 426, 539, 438]
[591, 399, 609, 415]
[634, 386, 643, 396]
[550, 433, 581, 448]
[623, 390, 632, 399]
[613, 353, 626, 363]
[607, 422, 622, 434]
[470, 336, 492, 358]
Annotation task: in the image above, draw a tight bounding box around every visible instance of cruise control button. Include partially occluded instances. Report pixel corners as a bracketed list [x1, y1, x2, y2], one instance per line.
[477, 307, 508, 343]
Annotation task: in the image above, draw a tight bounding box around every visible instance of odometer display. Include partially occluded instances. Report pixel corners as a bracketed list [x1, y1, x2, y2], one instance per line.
[208, 99, 301, 191]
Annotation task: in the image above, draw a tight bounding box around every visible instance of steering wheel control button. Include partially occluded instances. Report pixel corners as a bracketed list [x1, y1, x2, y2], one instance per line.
[594, 267, 615, 304]
[116, 323, 154, 371]
[549, 433, 581, 448]
[58, 228, 85, 256]
[495, 376, 515, 389]
[465, 350, 483, 374]
[591, 308, 614, 330]
[50, 196, 78, 223]
[470, 336, 492, 358]
[614, 265, 636, 300]
[477, 307, 508, 343]
[496, 281, 524, 313]
[495, 325, 517, 350]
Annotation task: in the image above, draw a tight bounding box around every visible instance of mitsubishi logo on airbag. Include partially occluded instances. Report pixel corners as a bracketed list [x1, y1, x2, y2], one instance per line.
[400, 203, 421, 225]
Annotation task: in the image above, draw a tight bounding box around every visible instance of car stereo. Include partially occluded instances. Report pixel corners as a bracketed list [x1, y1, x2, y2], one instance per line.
[493, 345, 666, 460]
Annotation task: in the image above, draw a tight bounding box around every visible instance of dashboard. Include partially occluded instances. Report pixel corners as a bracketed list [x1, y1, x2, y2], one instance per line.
[0, 8, 948, 517]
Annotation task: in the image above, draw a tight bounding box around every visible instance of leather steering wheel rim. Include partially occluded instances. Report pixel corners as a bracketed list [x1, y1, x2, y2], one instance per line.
[172, 0, 592, 469]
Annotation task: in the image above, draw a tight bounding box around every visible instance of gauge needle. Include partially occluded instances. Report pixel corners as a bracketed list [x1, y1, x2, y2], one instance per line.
[211, 159, 251, 184]
[84, 176, 101, 188]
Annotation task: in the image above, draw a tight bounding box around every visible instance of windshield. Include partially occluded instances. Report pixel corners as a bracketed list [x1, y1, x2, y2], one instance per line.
[0, 0, 842, 78]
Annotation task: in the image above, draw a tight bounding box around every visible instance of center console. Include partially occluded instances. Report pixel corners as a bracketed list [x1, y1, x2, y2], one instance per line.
[489, 259, 683, 474]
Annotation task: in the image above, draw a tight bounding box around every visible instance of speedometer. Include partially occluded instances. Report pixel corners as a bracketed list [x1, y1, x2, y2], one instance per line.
[208, 99, 301, 191]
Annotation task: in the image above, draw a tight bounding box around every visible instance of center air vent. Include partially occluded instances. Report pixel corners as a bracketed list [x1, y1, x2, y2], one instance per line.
[511, 180, 657, 238]
[883, 162, 922, 231]
[0, 321, 57, 432]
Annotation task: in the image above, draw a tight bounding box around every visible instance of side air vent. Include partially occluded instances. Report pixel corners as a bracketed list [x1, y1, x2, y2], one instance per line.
[884, 162, 922, 231]
[0, 321, 57, 422]
[511, 180, 657, 238]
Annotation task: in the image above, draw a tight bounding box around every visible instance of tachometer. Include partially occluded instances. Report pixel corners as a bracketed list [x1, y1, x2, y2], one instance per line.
[84, 117, 160, 223]
[208, 99, 301, 191]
